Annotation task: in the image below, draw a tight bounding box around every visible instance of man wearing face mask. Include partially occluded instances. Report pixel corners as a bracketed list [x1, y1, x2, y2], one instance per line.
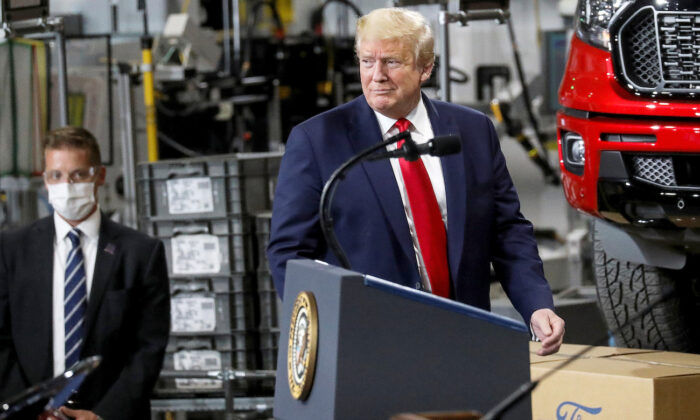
[0, 127, 170, 420]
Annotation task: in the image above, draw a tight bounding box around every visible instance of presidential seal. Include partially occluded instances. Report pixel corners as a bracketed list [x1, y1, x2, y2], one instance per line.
[287, 291, 319, 400]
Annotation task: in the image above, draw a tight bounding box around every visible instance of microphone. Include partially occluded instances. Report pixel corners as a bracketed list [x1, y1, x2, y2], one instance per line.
[368, 134, 461, 161]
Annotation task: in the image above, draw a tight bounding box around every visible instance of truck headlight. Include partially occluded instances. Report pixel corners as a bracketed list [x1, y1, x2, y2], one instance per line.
[571, 137, 585, 164]
[563, 131, 585, 175]
[575, 0, 633, 49]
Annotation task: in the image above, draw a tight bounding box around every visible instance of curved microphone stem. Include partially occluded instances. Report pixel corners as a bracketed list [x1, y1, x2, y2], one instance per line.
[319, 131, 412, 269]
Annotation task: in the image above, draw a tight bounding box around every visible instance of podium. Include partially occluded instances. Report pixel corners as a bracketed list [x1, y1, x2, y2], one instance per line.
[273, 260, 532, 420]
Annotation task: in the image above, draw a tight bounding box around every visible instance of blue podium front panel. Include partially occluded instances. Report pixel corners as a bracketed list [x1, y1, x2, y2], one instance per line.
[274, 260, 531, 420]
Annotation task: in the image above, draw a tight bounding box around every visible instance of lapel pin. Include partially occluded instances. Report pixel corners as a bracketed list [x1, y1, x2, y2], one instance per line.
[104, 243, 116, 255]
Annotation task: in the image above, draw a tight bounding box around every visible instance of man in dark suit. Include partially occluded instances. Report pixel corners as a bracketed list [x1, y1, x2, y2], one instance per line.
[0, 127, 170, 419]
[268, 7, 564, 355]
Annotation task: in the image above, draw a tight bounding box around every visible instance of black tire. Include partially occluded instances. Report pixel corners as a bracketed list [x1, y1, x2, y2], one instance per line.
[592, 220, 700, 352]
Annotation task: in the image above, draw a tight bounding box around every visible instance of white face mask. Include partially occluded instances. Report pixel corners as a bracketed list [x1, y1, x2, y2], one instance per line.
[47, 182, 96, 221]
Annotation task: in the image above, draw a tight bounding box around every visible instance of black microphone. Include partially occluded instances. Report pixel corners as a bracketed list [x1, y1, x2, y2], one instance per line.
[368, 135, 461, 161]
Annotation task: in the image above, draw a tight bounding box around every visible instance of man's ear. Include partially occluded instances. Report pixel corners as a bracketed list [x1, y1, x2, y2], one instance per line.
[96, 166, 107, 187]
[420, 61, 434, 84]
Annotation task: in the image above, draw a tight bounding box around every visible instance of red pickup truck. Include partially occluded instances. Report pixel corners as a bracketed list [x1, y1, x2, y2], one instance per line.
[557, 0, 699, 351]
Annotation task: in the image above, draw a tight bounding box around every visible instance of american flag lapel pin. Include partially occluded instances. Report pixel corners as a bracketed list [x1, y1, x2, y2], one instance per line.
[104, 243, 116, 255]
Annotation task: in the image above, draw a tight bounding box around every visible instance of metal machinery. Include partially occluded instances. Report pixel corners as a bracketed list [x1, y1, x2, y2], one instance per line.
[153, 0, 368, 159]
[138, 0, 160, 162]
[557, 0, 700, 352]
[430, 0, 560, 186]
[152, 1, 282, 157]
[0, 0, 67, 230]
[1, 0, 68, 126]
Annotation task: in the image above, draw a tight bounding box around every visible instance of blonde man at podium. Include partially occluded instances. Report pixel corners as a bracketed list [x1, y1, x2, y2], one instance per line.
[268, 7, 564, 355]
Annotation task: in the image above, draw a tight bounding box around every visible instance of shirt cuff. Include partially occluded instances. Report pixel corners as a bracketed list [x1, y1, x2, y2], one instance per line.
[529, 321, 540, 342]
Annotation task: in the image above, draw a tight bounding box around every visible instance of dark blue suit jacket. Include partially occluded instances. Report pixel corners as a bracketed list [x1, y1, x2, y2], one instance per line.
[267, 94, 553, 324]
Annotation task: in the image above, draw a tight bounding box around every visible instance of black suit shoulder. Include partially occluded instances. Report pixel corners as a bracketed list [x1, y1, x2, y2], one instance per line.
[100, 217, 161, 248]
[0, 216, 53, 240]
[98, 217, 167, 287]
[0, 217, 53, 261]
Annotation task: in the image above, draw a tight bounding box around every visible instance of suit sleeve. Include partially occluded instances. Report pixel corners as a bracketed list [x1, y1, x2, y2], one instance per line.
[485, 118, 554, 324]
[0, 232, 28, 401]
[267, 125, 325, 299]
[93, 240, 170, 419]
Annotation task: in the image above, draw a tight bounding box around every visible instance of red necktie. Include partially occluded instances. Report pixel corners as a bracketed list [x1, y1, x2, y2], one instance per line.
[395, 118, 450, 298]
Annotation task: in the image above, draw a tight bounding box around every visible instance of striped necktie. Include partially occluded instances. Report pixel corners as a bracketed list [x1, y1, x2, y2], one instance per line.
[65, 228, 87, 369]
[395, 118, 451, 298]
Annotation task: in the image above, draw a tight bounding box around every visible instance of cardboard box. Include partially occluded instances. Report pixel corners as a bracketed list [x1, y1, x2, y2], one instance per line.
[529, 343, 700, 419]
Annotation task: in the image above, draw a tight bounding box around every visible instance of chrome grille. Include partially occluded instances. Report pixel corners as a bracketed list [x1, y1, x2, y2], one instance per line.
[632, 156, 677, 186]
[622, 10, 661, 87]
[616, 7, 700, 96]
[659, 14, 700, 87]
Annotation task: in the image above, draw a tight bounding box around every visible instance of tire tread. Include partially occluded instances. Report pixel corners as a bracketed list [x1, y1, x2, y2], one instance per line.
[592, 221, 694, 352]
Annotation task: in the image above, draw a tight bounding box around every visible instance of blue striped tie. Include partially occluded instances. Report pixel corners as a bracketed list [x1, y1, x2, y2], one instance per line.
[65, 228, 87, 369]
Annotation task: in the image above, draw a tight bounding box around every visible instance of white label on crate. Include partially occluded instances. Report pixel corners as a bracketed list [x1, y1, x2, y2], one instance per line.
[171, 234, 221, 274]
[174, 350, 223, 389]
[171, 295, 217, 332]
[166, 177, 214, 214]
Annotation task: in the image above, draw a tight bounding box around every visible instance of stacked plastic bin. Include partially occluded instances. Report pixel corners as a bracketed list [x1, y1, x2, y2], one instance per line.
[254, 211, 281, 391]
[137, 152, 282, 397]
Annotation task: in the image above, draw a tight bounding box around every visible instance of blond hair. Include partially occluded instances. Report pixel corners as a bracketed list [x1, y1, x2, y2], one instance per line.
[355, 8, 435, 68]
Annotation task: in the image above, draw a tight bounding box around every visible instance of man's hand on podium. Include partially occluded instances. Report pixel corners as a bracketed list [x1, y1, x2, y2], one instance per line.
[530, 309, 565, 356]
[59, 407, 101, 420]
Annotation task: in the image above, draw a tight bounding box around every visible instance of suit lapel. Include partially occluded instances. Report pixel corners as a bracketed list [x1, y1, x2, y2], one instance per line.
[347, 96, 415, 265]
[84, 216, 119, 341]
[424, 97, 467, 281]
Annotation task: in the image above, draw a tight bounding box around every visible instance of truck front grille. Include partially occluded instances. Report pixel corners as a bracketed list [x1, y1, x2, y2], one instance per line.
[615, 7, 700, 96]
[622, 10, 662, 88]
[628, 154, 700, 189]
[632, 156, 677, 186]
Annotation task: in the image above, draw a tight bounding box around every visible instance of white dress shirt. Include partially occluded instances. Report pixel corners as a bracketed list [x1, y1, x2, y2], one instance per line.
[373, 97, 448, 292]
[52, 207, 101, 375]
